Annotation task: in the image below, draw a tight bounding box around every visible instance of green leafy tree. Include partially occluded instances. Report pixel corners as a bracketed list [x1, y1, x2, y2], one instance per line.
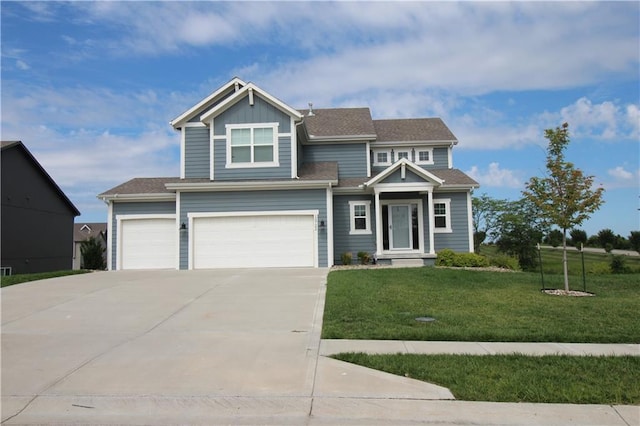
[546, 229, 563, 248]
[570, 229, 587, 247]
[629, 231, 640, 253]
[597, 229, 616, 249]
[81, 236, 106, 270]
[523, 123, 605, 291]
[496, 199, 546, 271]
[472, 193, 509, 251]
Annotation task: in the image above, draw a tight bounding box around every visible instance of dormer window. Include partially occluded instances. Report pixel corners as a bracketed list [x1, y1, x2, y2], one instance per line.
[396, 150, 410, 161]
[373, 149, 391, 166]
[416, 148, 434, 165]
[226, 123, 279, 168]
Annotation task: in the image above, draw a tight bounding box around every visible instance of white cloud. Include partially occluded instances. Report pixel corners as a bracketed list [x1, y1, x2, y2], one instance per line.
[15, 59, 29, 70]
[608, 166, 637, 181]
[466, 163, 522, 188]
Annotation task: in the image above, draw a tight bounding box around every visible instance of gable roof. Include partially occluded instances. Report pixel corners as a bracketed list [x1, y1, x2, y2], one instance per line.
[365, 158, 445, 186]
[200, 82, 303, 123]
[74, 222, 107, 242]
[1, 141, 80, 216]
[373, 118, 457, 143]
[170, 77, 247, 129]
[298, 108, 377, 141]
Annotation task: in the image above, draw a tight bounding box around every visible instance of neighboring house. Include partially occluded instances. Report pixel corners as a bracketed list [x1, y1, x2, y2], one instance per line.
[1, 141, 80, 275]
[73, 223, 107, 270]
[99, 77, 478, 270]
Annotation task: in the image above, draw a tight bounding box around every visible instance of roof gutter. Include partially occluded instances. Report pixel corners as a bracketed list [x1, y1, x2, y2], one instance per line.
[97, 193, 177, 202]
[165, 180, 337, 192]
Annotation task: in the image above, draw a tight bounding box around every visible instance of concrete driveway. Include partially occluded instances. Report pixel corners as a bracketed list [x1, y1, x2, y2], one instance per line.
[1, 269, 451, 425]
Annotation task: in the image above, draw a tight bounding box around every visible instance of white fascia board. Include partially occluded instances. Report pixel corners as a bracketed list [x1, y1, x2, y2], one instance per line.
[373, 182, 435, 194]
[200, 83, 303, 123]
[165, 180, 336, 192]
[99, 193, 176, 202]
[304, 135, 377, 144]
[365, 158, 444, 186]
[332, 186, 369, 195]
[170, 77, 246, 129]
[370, 139, 457, 148]
[435, 184, 480, 192]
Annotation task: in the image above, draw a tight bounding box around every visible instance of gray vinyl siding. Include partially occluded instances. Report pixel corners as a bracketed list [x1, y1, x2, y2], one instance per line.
[380, 168, 425, 183]
[211, 95, 293, 180]
[432, 147, 449, 168]
[302, 143, 368, 178]
[333, 195, 376, 264]
[433, 192, 470, 252]
[184, 127, 209, 178]
[180, 189, 328, 269]
[111, 201, 176, 269]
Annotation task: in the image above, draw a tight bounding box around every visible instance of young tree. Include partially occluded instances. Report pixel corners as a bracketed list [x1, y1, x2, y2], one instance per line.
[81, 236, 106, 270]
[523, 123, 604, 291]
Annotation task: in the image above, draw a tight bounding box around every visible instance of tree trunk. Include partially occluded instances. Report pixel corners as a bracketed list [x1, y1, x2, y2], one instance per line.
[562, 228, 569, 291]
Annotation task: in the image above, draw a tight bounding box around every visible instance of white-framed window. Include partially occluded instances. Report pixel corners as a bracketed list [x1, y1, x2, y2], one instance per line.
[416, 148, 434, 165]
[373, 149, 391, 166]
[226, 123, 279, 167]
[349, 200, 372, 234]
[433, 198, 452, 233]
[396, 150, 410, 161]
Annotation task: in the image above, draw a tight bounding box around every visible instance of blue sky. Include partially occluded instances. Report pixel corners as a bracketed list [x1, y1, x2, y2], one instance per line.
[2, 1, 638, 237]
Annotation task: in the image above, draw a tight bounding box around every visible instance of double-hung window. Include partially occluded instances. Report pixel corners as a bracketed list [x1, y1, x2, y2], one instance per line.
[433, 198, 452, 233]
[373, 149, 391, 166]
[396, 150, 410, 161]
[349, 200, 372, 234]
[226, 123, 279, 167]
[416, 148, 434, 165]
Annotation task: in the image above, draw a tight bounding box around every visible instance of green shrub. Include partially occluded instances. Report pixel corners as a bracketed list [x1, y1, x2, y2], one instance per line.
[357, 251, 371, 265]
[588, 262, 611, 275]
[436, 249, 457, 266]
[436, 249, 489, 268]
[489, 254, 520, 271]
[610, 255, 629, 274]
[341, 252, 352, 265]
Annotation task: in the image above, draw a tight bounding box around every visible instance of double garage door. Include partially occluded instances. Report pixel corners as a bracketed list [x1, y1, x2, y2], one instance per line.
[192, 214, 316, 268]
[119, 213, 316, 269]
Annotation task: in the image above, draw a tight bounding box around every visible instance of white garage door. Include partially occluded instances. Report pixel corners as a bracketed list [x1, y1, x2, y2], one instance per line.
[120, 218, 176, 269]
[192, 214, 316, 268]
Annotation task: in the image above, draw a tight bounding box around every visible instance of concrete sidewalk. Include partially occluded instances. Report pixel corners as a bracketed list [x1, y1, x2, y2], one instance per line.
[320, 339, 640, 357]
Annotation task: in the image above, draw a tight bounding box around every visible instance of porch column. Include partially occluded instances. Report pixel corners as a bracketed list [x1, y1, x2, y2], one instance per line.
[427, 188, 435, 255]
[375, 189, 383, 256]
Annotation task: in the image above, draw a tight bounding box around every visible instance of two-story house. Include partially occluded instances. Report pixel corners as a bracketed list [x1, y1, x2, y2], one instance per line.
[99, 77, 478, 270]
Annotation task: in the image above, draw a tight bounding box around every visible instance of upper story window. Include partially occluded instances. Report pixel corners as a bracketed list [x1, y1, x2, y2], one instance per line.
[433, 198, 452, 233]
[416, 148, 434, 165]
[373, 149, 391, 166]
[349, 200, 372, 234]
[226, 123, 279, 168]
[396, 150, 410, 161]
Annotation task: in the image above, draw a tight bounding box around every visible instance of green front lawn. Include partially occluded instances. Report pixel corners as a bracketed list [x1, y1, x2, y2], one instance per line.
[0, 270, 92, 288]
[322, 268, 640, 343]
[333, 353, 640, 405]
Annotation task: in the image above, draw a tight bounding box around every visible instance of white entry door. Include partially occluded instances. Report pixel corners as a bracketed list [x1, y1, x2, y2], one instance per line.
[192, 213, 316, 269]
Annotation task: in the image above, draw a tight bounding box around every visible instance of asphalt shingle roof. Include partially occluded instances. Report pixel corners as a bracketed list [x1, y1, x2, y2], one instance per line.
[298, 108, 376, 139]
[373, 118, 457, 142]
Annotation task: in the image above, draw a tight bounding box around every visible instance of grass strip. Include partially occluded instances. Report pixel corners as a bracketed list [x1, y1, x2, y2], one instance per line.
[322, 268, 640, 343]
[333, 352, 640, 404]
[1, 270, 92, 288]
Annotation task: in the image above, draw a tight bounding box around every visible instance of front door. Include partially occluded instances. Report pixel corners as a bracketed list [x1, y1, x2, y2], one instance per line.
[390, 205, 411, 249]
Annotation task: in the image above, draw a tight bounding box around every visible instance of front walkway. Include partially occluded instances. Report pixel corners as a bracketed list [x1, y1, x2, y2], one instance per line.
[321, 340, 640, 356]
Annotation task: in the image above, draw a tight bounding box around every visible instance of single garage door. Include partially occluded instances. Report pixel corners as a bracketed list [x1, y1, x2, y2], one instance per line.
[192, 214, 316, 268]
[120, 218, 176, 269]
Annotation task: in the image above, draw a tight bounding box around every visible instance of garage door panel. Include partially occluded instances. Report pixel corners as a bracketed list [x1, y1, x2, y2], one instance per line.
[120, 218, 176, 270]
[192, 214, 315, 269]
